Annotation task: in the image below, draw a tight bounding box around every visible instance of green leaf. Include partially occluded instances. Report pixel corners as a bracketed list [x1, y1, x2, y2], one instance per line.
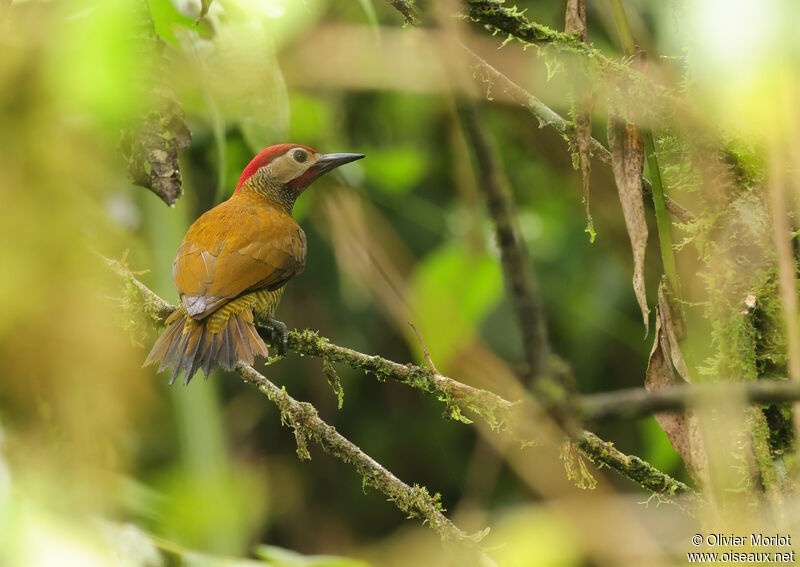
[363, 146, 428, 194]
[147, 0, 200, 45]
[639, 417, 682, 474]
[408, 244, 504, 367]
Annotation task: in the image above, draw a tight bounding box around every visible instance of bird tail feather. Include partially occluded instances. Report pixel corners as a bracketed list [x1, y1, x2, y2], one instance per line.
[144, 308, 268, 384]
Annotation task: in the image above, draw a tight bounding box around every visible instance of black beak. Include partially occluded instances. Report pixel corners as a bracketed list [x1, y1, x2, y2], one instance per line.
[290, 152, 365, 191]
[313, 152, 366, 174]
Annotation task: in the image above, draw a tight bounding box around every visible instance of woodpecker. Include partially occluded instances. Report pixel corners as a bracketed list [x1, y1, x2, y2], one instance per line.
[145, 144, 364, 384]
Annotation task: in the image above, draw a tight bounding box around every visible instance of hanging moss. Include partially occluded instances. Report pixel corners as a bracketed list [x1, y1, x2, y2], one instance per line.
[698, 203, 783, 382]
[657, 131, 794, 479]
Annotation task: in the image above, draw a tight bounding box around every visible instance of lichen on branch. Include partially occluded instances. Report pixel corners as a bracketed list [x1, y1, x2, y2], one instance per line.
[463, 47, 694, 224]
[385, 0, 418, 25]
[236, 365, 477, 544]
[119, 2, 190, 206]
[106, 256, 488, 556]
[463, 0, 583, 47]
[105, 256, 697, 505]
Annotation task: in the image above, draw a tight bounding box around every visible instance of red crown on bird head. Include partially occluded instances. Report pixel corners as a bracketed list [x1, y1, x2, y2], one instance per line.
[235, 143, 317, 192]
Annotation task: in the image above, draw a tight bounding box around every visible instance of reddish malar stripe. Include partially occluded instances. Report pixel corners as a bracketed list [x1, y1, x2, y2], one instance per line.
[235, 143, 317, 192]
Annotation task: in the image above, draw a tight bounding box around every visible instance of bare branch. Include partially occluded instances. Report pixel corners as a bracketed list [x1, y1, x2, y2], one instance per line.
[580, 381, 800, 422]
[409, 321, 439, 374]
[199, 0, 213, 20]
[464, 45, 571, 136]
[457, 102, 551, 380]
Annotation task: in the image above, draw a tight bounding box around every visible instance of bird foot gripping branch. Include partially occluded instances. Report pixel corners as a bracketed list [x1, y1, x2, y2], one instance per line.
[265, 317, 290, 356]
[144, 144, 364, 384]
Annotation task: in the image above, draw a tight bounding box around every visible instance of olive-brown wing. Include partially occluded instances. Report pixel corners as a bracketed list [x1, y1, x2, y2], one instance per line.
[173, 198, 307, 320]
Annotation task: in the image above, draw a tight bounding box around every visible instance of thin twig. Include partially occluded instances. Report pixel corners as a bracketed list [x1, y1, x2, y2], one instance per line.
[564, 0, 594, 241]
[580, 380, 800, 422]
[106, 256, 696, 502]
[463, 45, 694, 223]
[384, 0, 418, 25]
[577, 431, 694, 498]
[457, 102, 551, 380]
[408, 321, 439, 374]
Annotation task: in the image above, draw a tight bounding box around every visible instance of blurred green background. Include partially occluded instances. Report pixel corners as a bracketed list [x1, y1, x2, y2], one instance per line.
[3, 0, 793, 565]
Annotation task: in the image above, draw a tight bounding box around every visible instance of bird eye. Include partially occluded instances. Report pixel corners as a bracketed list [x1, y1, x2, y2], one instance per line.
[293, 149, 307, 163]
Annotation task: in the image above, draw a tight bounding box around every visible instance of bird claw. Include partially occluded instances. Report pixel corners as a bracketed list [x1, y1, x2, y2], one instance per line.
[267, 318, 289, 355]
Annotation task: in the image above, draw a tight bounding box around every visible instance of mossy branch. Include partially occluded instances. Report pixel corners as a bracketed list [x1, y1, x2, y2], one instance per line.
[451, 107, 698, 505]
[463, 0, 583, 46]
[236, 365, 478, 545]
[120, 0, 190, 207]
[385, 3, 686, 228]
[577, 431, 694, 500]
[105, 257, 489, 558]
[384, 0, 418, 25]
[464, 46, 693, 223]
[374, 1, 696, 503]
[461, 0, 664, 100]
[106, 256, 697, 505]
[278, 328, 520, 433]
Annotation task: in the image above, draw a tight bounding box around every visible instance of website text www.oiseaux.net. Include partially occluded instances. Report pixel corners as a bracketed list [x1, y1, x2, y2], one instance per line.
[687, 533, 794, 564]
